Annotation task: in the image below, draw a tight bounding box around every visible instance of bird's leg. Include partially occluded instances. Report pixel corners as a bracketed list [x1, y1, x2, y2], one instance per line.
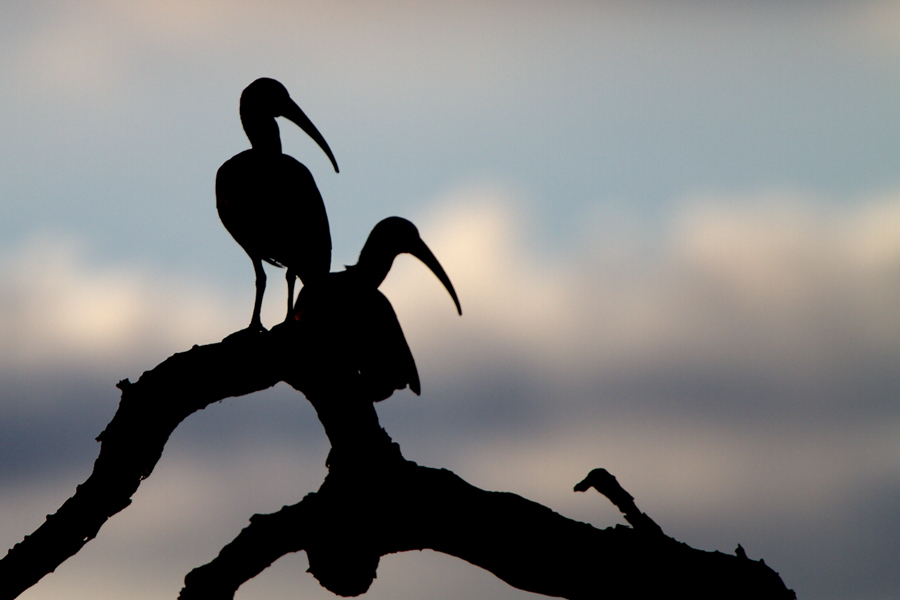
[250, 258, 267, 331]
[285, 269, 297, 322]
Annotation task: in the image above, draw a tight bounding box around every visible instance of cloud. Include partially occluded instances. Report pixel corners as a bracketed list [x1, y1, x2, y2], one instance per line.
[383, 185, 900, 390]
[3, 183, 897, 410]
[0, 232, 237, 377]
[1, 198, 897, 600]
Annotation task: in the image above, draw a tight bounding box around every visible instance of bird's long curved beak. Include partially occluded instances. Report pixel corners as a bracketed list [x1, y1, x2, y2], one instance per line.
[410, 239, 462, 316]
[282, 99, 340, 173]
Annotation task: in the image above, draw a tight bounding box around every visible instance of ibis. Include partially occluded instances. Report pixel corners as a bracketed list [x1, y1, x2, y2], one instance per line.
[217, 77, 339, 332]
[294, 217, 461, 402]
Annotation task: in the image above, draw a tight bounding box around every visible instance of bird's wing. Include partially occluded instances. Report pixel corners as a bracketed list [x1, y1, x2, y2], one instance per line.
[216, 152, 331, 277]
[359, 291, 420, 399]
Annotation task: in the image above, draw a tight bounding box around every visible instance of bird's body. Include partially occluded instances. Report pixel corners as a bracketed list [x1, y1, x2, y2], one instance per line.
[217, 151, 330, 282]
[295, 217, 461, 402]
[297, 269, 420, 400]
[217, 78, 339, 332]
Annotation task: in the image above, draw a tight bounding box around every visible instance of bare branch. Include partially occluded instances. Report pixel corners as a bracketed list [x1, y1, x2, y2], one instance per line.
[181, 458, 796, 600]
[1, 326, 796, 599]
[0, 331, 288, 599]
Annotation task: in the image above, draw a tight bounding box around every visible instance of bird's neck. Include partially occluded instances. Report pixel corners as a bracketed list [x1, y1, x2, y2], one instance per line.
[351, 252, 395, 289]
[241, 113, 282, 153]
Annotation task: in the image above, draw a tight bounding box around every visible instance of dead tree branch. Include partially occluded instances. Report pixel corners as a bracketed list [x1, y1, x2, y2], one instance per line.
[181, 457, 794, 600]
[1, 326, 795, 599]
[0, 330, 290, 599]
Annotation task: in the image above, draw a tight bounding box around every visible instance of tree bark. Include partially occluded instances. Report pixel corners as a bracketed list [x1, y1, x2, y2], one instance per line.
[0, 330, 288, 600]
[181, 458, 794, 600]
[0, 326, 796, 599]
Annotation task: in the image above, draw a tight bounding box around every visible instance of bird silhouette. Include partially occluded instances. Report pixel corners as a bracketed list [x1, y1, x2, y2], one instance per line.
[217, 78, 339, 332]
[294, 217, 461, 402]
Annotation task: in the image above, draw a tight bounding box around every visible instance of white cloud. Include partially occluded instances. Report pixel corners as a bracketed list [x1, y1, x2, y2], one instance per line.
[0, 232, 238, 376]
[4, 184, 897, 392]
[665, 192, 900, 371]
[383, 185, 900, 384]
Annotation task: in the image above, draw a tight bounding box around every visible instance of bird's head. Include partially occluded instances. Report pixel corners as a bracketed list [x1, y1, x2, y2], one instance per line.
[356, 217, 462, 316]
[239, 77, 339, 172]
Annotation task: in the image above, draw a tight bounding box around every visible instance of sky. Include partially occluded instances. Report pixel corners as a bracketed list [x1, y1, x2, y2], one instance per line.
[1, 1, 899, 598]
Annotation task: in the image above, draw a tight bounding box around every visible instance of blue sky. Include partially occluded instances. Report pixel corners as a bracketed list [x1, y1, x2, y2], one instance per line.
[2, 2, 900, 599]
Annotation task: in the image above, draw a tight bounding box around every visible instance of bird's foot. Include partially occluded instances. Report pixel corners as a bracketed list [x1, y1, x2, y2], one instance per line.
[269, 318, 301, 336]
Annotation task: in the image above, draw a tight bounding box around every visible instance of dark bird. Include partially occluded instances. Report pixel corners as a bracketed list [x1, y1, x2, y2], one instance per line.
[294, 217, 461, 402]
[217, 77, 339, 332]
